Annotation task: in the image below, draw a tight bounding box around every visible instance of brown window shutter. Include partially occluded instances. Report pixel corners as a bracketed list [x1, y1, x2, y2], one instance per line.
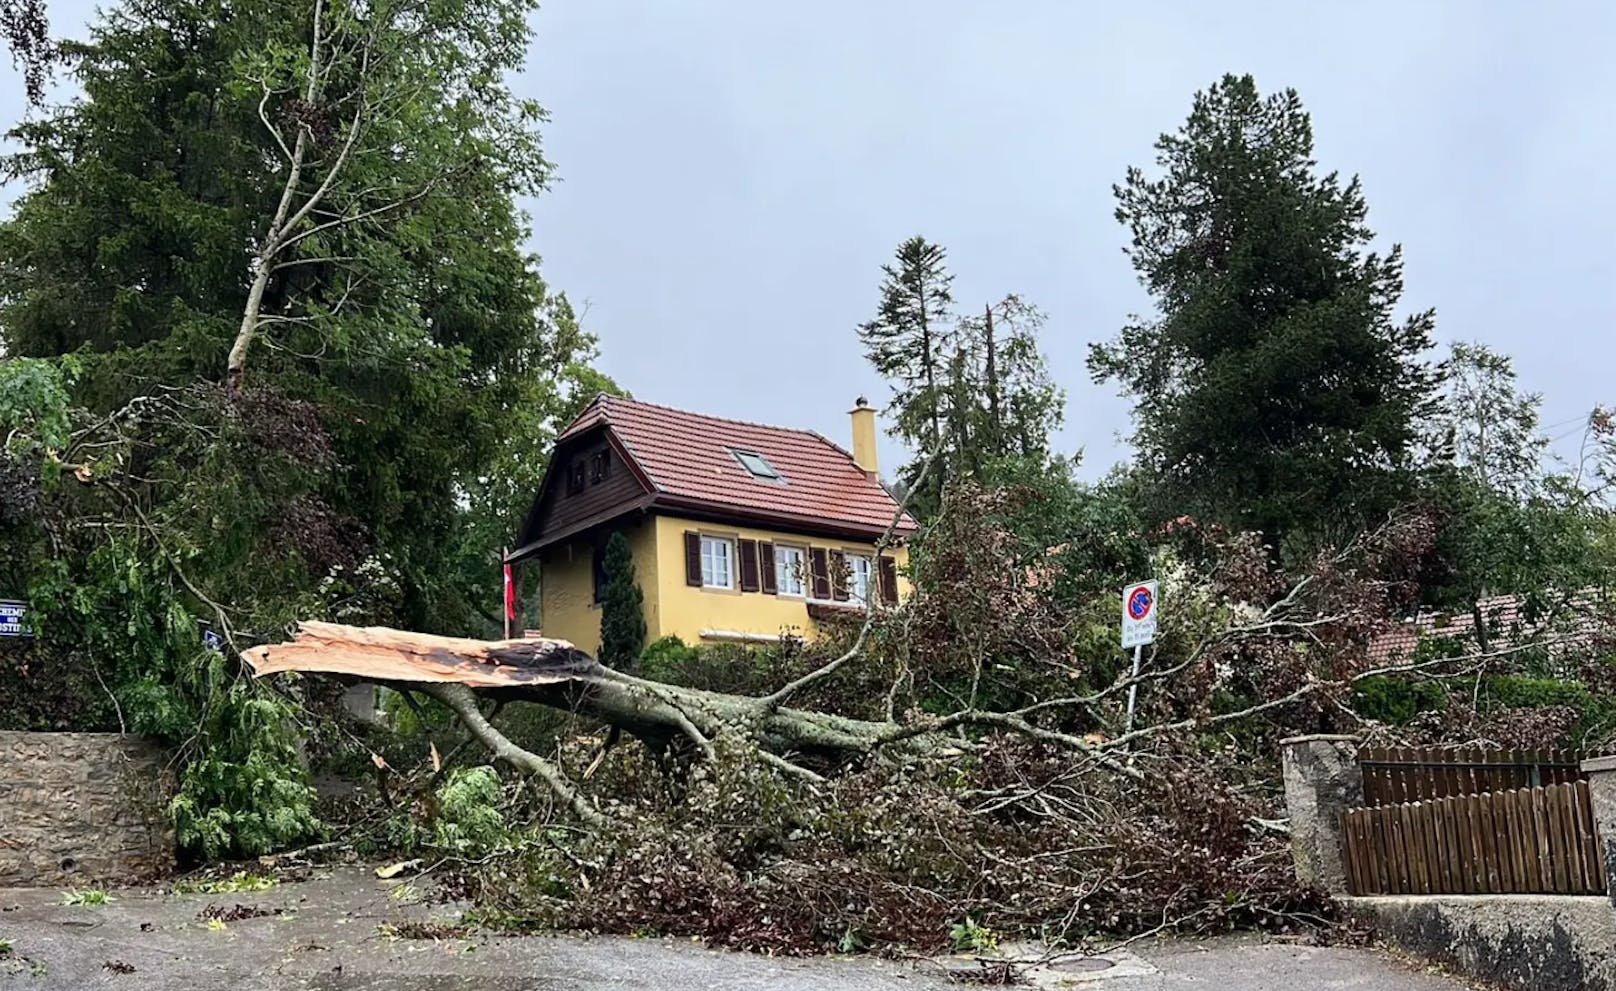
[809, 547, 831, 600]
[738, 538, 760, 592]
[684, 532, 702, 586]
[830, 551, 849, 601]
[878, 555, 899, 605]
[758, 542, 777, 594]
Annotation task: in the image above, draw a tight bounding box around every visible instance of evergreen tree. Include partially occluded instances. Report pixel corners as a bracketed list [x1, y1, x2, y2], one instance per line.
[859, 236, 956, 507]
[598, 531, 645, 669]
[859, 240, 1065, 515]
[0, 0, 611, 854]
[1090, 74, 1437, 554]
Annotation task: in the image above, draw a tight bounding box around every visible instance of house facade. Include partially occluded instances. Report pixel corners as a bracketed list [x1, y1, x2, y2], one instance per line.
[508, 395, 917, 656]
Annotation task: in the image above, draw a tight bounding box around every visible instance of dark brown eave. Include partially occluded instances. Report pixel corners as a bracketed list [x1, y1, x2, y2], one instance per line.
[509, 493, 915, 564]
[650, 494, 915, 546]
[507, 494, 656, 564]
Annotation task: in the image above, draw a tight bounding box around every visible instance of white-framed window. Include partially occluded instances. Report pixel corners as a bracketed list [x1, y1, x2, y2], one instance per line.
[774, 545, 806, 597]
[700, 535, 734, 589]
[847, 553, 873, 604]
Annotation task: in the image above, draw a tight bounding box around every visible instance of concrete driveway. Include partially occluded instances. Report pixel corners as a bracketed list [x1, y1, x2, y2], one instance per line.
[0, 869, 1468, 990]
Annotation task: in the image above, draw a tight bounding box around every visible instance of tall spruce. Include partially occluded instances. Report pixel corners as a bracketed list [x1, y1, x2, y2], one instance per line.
[1090, 74, 1437, 554]
[859, 236, 956, 508]
[860, 240, 1064, 515]
[597, 531, 645, 670]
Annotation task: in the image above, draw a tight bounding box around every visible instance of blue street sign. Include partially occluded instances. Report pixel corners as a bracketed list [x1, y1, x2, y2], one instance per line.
[202, 627, 224, 652]
[0, 600, 30, 638]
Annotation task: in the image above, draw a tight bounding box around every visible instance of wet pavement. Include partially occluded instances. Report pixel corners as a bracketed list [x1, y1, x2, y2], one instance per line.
[0, 869, 1470, 989]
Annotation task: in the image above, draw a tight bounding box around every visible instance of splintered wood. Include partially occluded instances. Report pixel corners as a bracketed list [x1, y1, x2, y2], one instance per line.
[241, 621, 598, 688]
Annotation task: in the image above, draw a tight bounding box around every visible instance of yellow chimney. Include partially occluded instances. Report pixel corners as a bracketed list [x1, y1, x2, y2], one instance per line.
[849, 396, 878, 478]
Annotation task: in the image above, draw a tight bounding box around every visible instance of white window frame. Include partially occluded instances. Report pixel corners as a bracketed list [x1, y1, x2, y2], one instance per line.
[699, 534, 735, 590]
[773, 544, 806, 598]
[846, 553, 874, 604]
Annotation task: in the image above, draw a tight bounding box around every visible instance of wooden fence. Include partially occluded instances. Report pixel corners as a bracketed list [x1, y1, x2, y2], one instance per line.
[1359, 746, 1586, 807]
[1342, 780, 1606, 896]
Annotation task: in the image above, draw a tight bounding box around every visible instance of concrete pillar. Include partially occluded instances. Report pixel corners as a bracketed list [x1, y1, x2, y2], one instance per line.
[1580, 755, 1616, 905]
[1281, 734, 1363, 895]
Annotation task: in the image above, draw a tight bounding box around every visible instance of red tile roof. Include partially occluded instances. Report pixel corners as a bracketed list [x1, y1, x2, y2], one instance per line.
[558, 394, 917, 537]
[1365, 591, 1614, 667]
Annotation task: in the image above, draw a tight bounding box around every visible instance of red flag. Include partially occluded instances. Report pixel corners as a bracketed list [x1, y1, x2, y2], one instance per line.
[503, 558, 516, 622]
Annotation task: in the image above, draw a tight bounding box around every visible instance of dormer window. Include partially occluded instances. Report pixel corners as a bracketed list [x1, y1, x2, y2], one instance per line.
[731, 449, 783, 482]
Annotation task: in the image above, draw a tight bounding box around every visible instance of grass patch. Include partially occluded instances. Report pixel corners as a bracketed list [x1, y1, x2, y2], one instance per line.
[62, 889, 112, 906]
[173, 871, 277, 895]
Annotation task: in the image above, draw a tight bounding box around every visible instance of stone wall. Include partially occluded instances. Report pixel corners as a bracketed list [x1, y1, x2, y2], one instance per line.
[0, 731, 176, 886]
[1348, 894, 1616, 991]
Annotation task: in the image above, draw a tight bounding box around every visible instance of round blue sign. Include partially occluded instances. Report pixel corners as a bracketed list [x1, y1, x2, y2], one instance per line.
[1127, 586, 1153, 620]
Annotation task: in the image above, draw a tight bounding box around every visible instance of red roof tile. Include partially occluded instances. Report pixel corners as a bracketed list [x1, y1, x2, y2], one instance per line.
[1365, 590, 1614, 667]
[559, 395, 917, 537]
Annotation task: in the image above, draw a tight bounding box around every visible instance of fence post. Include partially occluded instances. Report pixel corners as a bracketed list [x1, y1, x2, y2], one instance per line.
[1580, 755, 1616, 903]
[1282, 734, 1363, 895]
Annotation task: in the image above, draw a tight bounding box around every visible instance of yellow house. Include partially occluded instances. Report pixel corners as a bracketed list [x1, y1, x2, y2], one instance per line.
[507, 395, 917, 656]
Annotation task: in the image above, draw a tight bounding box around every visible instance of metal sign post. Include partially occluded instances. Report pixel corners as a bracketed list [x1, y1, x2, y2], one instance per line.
[1120, 580, 1158, 733]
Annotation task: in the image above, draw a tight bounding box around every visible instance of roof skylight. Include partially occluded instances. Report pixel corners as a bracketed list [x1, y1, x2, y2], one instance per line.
[732, 449, 783, 481]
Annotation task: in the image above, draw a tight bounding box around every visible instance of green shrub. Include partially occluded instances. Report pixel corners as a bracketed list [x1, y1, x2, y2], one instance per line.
[639, 636, 700, 674]
[433, 766, 509, 857]
[1481, 675, 1593, 711]
[1351, 676, 1449, 725]
[639, 639, 779, 695]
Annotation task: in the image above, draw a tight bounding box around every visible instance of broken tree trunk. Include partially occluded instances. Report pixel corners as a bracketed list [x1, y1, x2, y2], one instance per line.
[242, 622, 927, 762]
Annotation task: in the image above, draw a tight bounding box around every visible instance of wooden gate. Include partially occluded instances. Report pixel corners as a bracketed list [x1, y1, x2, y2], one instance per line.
[1358, 746, 1586, 807]
[1342, 780, 1606, 895]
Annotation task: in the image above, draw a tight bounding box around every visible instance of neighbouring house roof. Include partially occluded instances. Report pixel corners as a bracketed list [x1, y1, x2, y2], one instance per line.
[510, 394, 917, 559]
[1364, 590, 1615, 668]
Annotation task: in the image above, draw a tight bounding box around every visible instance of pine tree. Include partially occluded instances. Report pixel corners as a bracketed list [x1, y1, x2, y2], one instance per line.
[1090, 74, 1437, 554]
[598, 531, 645, 670]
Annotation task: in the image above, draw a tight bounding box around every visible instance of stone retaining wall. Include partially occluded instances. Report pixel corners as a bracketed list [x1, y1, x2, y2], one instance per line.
[1348, 894, 1616, 991]
[0, 731, 176, 886]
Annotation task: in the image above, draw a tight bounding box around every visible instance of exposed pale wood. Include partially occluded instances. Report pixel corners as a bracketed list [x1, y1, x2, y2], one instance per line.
[242, 622, 595, 686]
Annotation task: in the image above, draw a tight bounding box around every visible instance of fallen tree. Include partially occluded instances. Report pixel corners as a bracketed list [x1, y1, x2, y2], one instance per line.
[241, 512, 1432, 826]
[236, 503, 1608, 952]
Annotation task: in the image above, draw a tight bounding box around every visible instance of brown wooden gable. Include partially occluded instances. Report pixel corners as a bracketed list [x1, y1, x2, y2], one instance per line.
[511, 426, 653, 558]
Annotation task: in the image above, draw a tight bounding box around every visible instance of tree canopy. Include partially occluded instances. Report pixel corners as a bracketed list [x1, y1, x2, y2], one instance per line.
[1091, 73, 1438, 555]
[860, 237, 1064, 516]
[0, 0, 615, 856]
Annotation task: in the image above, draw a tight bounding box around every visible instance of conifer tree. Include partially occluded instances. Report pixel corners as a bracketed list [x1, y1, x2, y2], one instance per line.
[598, 531, 645, 670]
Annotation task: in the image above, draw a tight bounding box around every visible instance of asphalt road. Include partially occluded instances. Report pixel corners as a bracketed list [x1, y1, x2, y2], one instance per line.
[0, 869, 1469, 990]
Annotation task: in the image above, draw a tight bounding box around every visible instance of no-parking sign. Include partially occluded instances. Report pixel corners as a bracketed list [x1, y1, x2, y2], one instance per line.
[1121, 580, 1158, 649]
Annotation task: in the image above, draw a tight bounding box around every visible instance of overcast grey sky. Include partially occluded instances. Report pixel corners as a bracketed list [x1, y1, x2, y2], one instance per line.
[5, 2, 1614, 475]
